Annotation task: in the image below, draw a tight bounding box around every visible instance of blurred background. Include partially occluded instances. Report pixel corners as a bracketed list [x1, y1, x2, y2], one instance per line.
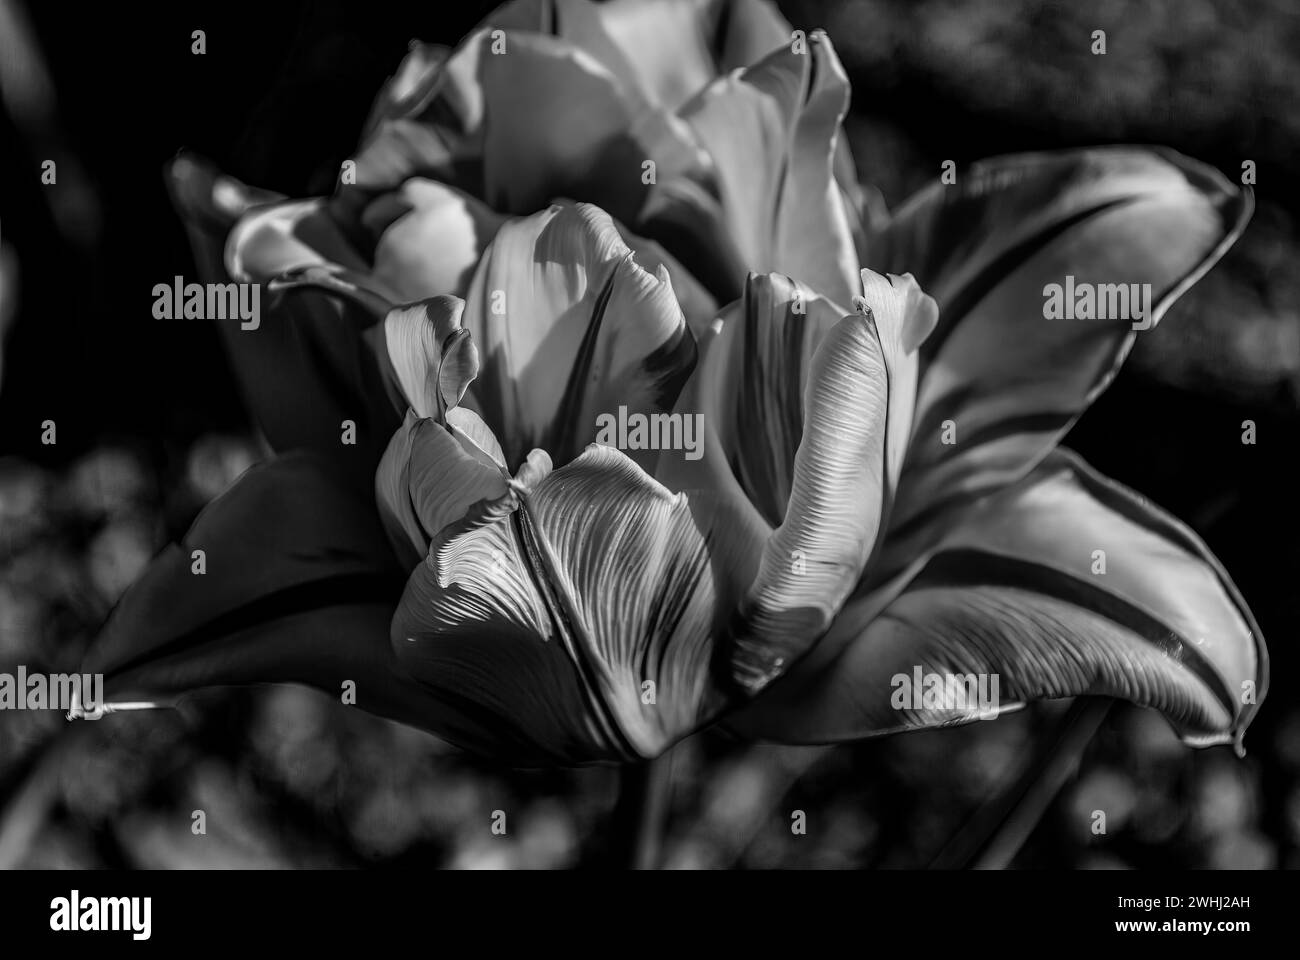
[0, 0, 1296, 868]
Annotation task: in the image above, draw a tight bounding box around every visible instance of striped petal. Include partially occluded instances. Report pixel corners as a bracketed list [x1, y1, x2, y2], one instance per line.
[729, 449, 1268, 750]
[659, 270, 935, 693]
[727, 298, 891, 692]
[80, 454, 422, 720]
[659, 272, 846, 525]
[870, 148, 1252, 576]
[393, 444, 740, 763]
[460, 202, 696, 469]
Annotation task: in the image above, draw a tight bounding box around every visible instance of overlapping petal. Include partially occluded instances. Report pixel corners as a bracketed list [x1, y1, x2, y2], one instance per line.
[649, 31, 860, 307]
[344, 0, 862, 314]
[136, 10, 1269, 775]
[869, 148, 1253, 578]
[729, 449, 1267, 748]
[373, 295, 512, 565]
[349, 22, 665, 225]
[393, 444, 743, 763]
[163, 158, 401, 483]
[459, 202, 697, 469]
[593, 0, 791, 111]
[661, 269, 937, 694]
[82, 455, 421, 717]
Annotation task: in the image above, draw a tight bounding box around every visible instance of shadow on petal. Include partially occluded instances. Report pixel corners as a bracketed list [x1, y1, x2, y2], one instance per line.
[728, 449, 1267, 752]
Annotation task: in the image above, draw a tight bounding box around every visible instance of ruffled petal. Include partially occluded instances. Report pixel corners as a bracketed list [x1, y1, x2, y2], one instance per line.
[657, 269, 934, 692]
[727, 300, 891, 692]
[393, 444, 741, 762]
[382, 296, 478, 421]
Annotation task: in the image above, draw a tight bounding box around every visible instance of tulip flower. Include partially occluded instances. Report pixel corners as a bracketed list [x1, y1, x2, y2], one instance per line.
[85, 5, 1266, 771]
[303, 0, 871, 328]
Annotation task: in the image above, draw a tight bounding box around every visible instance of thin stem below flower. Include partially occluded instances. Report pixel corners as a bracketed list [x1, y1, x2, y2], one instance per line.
[606, 749, 675, 869]
[929, 697, 1112, 870]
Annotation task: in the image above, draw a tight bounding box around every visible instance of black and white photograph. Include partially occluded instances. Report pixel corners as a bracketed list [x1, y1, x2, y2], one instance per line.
[0, 0, 1295, 940]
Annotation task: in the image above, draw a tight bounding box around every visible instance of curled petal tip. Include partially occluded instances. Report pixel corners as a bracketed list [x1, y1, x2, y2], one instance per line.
[514, 448, 554, 491]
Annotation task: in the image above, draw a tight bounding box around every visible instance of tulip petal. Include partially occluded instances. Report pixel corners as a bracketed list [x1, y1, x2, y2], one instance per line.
[165, 153, 283, 284]
[578, 0, 795, 110]
[352, 25, 649, 224]
[360, 41, 451, 134]
[375, 409, 509, 570]
[669, 32, 861, 307]
[870, 148, 1252, 570]
[167, 164, 404, 480]
[715, 0, 795, 69]
[382, 296, 479, 421]
[728, 299, 892, 692]
[490, 0, 646, 99]
[394, 444, 738, 762]
[773, 31, 860, 310]
[666, 273, 846, 525]
[637, 173, 748, 306]
[595, 0, 721, 110]
[226, 197, 385, 294]
[208, 280, 404, 482]
[659, 270, 933, 692]
[79, 453, 455, 735]
[621, 227, 720, 337]
[461, 202, 695, 469]
[729, 449, 1267, 749]
[857, 270, 939, 503]
[361, 178, 507, 302]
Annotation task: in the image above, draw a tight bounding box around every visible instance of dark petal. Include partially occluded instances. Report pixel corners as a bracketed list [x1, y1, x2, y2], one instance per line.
[165, 153, 283, 284]
[81, 453, 442, 729]
[867, 148, 1251, 572]
[219, 286, 404, 485]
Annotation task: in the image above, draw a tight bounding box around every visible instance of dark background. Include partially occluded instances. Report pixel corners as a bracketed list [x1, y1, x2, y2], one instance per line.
[0, 0, 1296, 868]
